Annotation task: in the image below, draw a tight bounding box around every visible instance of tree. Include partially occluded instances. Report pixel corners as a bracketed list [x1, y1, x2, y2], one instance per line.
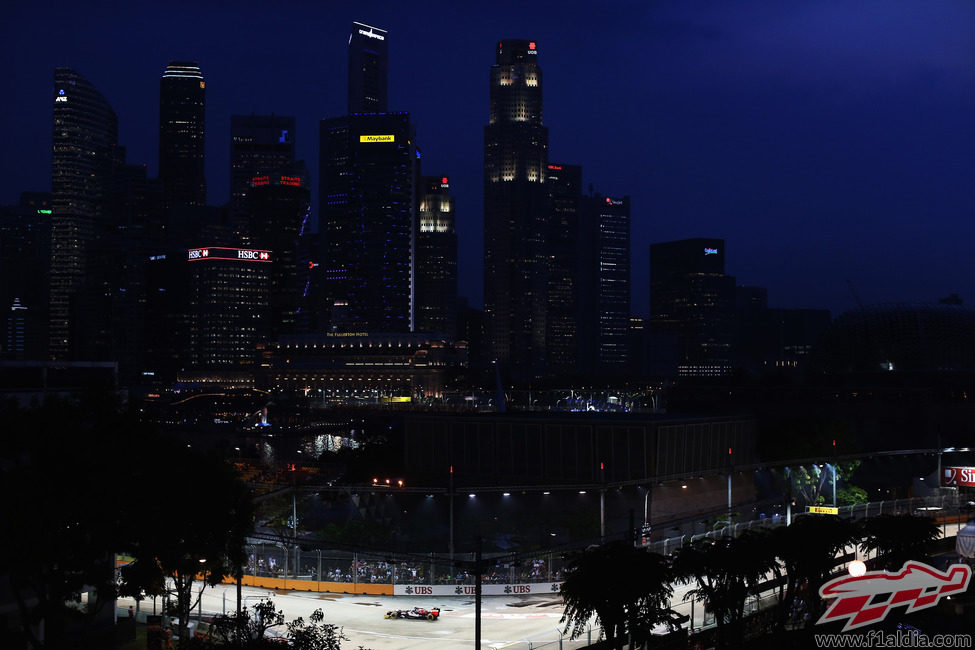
[119, 437, 255, 643]
[559, 540, 679, 649]
[673, 530, 777, 649]
[192, 599, 363, 650]
[0, 395, 158, 648]
[205, 599, 284, 648]
[770, 514, 858, 630]
[859, 514, 942, 571]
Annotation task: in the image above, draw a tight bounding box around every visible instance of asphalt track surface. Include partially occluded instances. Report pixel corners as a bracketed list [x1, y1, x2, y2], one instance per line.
[121, 582, 601, 649]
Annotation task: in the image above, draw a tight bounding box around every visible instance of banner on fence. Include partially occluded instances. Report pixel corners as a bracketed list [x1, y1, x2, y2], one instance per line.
[942, 467, 975, 488]
[393, 583, 562, 596]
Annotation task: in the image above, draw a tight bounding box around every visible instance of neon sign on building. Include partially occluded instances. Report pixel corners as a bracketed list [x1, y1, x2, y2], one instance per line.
[187, 247, 272, 262]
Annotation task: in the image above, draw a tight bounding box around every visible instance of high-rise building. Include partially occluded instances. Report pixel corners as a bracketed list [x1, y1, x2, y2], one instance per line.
[319, 113, 417, 332]
[230, 114, 296, 241]
[159, 61, 206, 208]
[248, 164, 311, 341]
[545, 163, 582, 378]
[348, 22, 388, 114]
[185, 245, 270, 369]
[415, 175, 458, 337]
[1, 193, 51, 360]
[649, 238, 735, 377]
[581, 194, 631, 375]
[49, 68, 118, 360]
[483, 39, 549, 381]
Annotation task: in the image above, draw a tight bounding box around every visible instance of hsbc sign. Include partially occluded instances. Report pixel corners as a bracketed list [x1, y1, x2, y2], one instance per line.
[942, 466, 975, 487]
[187, 247, 272, 263]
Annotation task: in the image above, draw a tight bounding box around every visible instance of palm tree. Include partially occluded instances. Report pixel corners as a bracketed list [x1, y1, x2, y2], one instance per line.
[770, 514, 858, 630]
[559, 540, 678, 649]
[673, 529, 777, 648]
[859, 514, 942, 571]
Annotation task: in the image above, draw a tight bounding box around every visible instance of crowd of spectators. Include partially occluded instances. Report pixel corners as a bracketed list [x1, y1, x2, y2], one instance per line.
[245, 553, 564, 585]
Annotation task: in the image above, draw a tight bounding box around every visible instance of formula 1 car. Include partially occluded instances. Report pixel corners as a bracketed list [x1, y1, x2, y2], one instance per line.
[384, 607, 440, 620]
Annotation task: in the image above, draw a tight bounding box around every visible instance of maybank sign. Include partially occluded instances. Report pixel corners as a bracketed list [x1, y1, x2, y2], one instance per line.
[360, 134, 395, 143]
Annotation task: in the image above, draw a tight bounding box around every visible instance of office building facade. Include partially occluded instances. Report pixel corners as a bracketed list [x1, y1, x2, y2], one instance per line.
[483, 39, 549, 381]
[649, 238, 735, 377]
[319, 112, 417, 333]
[248, 165, 311, 341]
[185, 246, 271, 368]
[1, 193, 51, 360]
[415, 175, 458, 337]
[49, 68, 118, 360]
[348, 22, 388, 114]
[545, 163, 582, 378]
[230, 114, 296, 241]
[581, 194, 631, 375]
[159, 62, 206, 208]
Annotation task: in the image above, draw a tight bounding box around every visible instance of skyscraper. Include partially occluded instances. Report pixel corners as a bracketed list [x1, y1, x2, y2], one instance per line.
[185, 245, 270, 369]
[483, 39, 549, 381]
[348, 22, 388, 114]
[545, 163, 582, 378]
[649, 238, 735, 377]
[415, 175, 458, 337]
[49, 68, 118, 360]
[319, 113, 417, 332]
[230, 114, 296, 241]
[1, 193, 51, 360]
[581, 194, 631, 375]
[319, 22, 416, 334]
[248, 164, 311, 341]
[159, 61, 206, 208]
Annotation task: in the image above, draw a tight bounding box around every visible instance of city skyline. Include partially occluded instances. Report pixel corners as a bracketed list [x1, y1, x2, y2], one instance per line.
[3, 1, 975, 318]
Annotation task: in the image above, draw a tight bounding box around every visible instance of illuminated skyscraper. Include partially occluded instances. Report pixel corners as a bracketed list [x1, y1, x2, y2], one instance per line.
[484, 39, 549, 380]
[49, 68, 118, 360]
[348, 22, 388, 114]
[581, 194, 631, 375]
[248, 164, 311, 340]
[230, 114, 296, 241]
[545, 163, 581, 377]
[415, 175, 458, 337]
[185, 245, 270, 368]
[319, 23, 415, 333]
[319, 113, 417, 332]
[159, 61, 206, 208]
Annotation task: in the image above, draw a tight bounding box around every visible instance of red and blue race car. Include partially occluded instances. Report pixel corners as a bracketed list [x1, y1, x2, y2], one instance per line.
[384, 607, 440, 620]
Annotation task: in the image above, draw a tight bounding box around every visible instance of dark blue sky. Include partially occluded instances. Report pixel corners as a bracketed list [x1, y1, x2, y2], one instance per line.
[3, 0, 975, 317]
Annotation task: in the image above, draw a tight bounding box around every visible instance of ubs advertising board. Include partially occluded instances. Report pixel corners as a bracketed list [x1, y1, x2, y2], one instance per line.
[394, 583, 562, 596]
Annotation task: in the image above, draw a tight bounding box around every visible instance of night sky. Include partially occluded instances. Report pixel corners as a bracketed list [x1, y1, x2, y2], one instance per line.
[3, 0, 975, 318]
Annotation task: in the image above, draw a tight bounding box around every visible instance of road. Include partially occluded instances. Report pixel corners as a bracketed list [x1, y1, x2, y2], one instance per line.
[120, 583, 600, 649]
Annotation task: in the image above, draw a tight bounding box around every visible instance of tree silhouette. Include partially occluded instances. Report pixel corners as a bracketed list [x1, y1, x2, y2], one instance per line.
[859, 514, 941, 571]
[119, 437, 254, 643]
[559, 540, 678, 648]
[673, 530, 777, 648]
[0, 395, 157, 648]
[770, 514, 858, 630]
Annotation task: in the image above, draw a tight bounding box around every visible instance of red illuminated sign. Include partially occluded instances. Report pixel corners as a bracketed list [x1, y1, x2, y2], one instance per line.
[529, 42, 536, 50]
[252, 175, 270, 186]
[548, 165, 562, 170]
[441, 177, 448, 184]
[187, 247, 272, 263]
[942, 466, 975, 487]
[280, 175, 301, 187]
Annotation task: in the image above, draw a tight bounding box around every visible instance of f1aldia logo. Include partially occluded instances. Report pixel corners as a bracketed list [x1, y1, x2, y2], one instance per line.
[817, 561, 971, 631]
